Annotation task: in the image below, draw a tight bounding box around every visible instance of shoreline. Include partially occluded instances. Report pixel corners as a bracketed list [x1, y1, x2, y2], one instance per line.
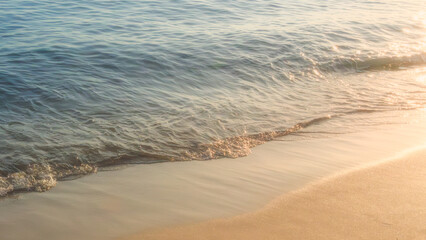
[120, 147, 426, 240]
[0, 120, 425, 240]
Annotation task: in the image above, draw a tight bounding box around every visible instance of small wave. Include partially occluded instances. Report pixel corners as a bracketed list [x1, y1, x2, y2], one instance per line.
[322, 52, 426, 73]
[0, 116, 333, 197]
[182, 116, 332, 160]
[180, 107, 423, 160]
[0, 107, 420, 198]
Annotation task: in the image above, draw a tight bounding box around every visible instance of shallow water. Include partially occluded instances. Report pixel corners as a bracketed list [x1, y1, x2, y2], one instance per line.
[0, 0, 425, 195]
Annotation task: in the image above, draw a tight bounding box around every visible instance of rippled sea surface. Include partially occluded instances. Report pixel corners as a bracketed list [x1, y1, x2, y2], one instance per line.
[1, 0, 425, 196]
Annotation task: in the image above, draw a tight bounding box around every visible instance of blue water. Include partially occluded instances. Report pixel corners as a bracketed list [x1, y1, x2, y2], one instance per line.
[0, 0, 425, 196]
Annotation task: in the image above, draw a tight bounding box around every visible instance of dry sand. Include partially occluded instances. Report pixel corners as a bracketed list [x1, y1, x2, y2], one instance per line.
[120, 148, 426, 240]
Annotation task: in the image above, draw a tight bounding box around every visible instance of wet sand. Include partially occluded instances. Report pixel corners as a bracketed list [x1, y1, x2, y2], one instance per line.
[120, 148, 426, 240]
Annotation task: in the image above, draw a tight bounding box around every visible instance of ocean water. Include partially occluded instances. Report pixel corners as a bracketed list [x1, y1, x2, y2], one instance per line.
[0, 0, 425, 196]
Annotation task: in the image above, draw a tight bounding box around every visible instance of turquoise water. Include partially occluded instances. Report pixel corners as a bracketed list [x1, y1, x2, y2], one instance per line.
[0, 0, 425, 196]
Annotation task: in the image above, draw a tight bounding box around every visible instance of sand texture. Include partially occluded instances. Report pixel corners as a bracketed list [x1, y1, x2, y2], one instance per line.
[121, 149, 426, 240]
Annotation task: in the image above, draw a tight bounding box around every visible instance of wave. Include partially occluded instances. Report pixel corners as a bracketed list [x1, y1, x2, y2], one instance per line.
[320, 52, 426, 73]
[0, 115, 333, 197]
[182, 116, 332, 160]
[1, 104, 424, 198]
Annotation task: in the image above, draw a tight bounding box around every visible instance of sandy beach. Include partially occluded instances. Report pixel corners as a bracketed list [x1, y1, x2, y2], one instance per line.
[120, 148, 426, 240]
